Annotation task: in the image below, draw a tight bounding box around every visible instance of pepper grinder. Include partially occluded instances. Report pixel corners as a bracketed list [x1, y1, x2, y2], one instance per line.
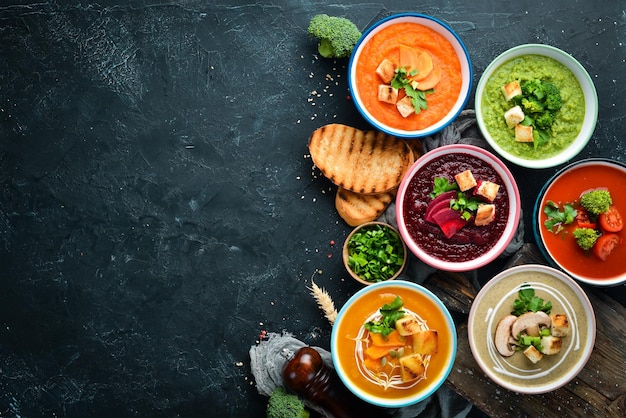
[282, 346, 382, 418]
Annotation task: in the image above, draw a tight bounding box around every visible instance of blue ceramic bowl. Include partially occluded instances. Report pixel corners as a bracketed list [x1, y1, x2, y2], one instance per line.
[348, 13, 472, 138]
[331, 280, 456, 407]
[533, 158, 626, 286]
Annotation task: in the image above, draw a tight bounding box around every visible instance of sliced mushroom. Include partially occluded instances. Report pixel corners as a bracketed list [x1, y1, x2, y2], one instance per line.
[494, 314, 517, 357]
[511, 311, 551, 338]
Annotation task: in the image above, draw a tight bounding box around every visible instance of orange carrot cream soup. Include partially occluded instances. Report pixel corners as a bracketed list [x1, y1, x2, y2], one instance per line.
[334, 285, 454, 399]
[355, 22, 462, 130]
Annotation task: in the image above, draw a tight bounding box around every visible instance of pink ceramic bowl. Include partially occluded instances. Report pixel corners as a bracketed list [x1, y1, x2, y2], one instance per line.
[396, 144, 521, 272]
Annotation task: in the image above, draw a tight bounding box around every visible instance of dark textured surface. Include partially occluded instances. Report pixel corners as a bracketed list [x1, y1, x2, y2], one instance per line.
[0, 1, 624, 417]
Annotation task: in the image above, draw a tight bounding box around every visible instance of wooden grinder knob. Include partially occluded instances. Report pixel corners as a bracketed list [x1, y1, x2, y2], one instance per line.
[282, 346, 379, 418]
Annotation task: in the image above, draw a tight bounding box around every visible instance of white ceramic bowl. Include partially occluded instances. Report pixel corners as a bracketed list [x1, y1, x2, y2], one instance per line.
[468, 264, 596, 394]
[348, 13, 472, 138]
[533, 158, 626, 286]
[331, 280, 456, 407]
[396, 144, 521, 272]
[475, 44, 598, 168]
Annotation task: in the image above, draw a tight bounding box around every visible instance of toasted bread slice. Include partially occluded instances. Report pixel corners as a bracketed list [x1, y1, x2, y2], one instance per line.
[308, 124, 412, 194]
[335, 187, 395, 226]
[406, 139, 424, 162]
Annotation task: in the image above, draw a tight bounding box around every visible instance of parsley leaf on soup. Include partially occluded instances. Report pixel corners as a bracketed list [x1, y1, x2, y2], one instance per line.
[543, 200, 577, 234]
[364, 296, 405, 337]
[391, 67, 433, 115]
[450, 193, 483, 221]
[511, 284, 552, 316]
[430, 177, 458, 199]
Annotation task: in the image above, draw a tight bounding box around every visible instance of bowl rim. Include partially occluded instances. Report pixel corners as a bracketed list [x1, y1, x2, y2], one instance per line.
[467, 263, 596, 394]
[532, 157, 626, 286]
[348, 12, 473, 138]
[342, 221, 408, 285]
[475, 43, 599, 169]
[331, 279, 457, 407]
[395, 144, 521, 272]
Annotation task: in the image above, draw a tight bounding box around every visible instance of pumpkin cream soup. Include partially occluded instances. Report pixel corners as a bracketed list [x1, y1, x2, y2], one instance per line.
[333, 284, 454, 400]
[355, 22, 463, 131]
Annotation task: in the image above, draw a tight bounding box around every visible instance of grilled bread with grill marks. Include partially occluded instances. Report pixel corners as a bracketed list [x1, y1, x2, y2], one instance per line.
[335, 187, 396, 226]
[308, 124, 413, 194]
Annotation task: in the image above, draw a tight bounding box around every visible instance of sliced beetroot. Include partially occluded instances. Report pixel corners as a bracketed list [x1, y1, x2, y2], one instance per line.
[425, 198, 453, 223]
[425, 191, 457, 223]
[432, 208, 468, 239]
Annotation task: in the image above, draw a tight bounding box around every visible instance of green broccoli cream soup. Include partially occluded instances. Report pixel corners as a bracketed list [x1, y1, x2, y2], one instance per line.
[481, 55, 585, 159]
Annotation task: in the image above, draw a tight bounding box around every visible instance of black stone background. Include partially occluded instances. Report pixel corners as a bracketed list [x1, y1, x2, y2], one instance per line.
[0, 1, 624, 417]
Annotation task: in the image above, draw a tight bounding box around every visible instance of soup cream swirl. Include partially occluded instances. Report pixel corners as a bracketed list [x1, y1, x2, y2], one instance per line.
[484, 281, 580, 379]
[353, 309, 433, 390]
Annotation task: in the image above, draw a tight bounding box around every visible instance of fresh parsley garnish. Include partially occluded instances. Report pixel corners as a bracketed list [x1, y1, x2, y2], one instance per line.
[390, 67, 434, 115]
[543, 200, 577, 234]
[511, 284, 552, 316]
[450, 193, 483, 221]
[364, 296, 405, 336]
[429, 177, 458, 199]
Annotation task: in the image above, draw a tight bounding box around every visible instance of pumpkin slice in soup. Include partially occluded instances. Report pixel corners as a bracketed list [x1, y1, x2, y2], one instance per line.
[399, 45, 433, 81]
[369, 329, 407, 347]
[417, 66, 442, 91]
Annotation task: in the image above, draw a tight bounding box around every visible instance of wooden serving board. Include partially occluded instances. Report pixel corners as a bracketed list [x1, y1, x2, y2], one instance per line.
[423, 243, 626, 418]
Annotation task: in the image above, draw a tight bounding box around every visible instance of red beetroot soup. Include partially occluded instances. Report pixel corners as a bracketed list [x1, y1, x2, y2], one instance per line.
[402, 153, 510, 262]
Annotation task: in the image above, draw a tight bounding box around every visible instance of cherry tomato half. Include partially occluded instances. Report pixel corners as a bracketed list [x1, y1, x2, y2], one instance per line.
[576, 209, 597, 229]
[599, 206, 623, 232]
[593, 233, 621, 261]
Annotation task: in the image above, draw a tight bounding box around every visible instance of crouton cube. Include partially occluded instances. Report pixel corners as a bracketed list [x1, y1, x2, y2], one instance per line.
[539, 336, 562, 355]
[515, 124, 534, 142]
[475, 204, 496, 226]
[523, 345, 543, 363]
[502, 80, 522, 101]
[412, 330, 438, 355]
[399, 353, 425, 382]
[475, 180, 500, 202]
[396, 96, 415, 118]
[454, 170, 477, 192]
[504, 105, 525, 128]
[378, 84, 398, 104]
[396, 315, 421, 336]
[376, 58, 396, 83]
[550, 314, 569, 337]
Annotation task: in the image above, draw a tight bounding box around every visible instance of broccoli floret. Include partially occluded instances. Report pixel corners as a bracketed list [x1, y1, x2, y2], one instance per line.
[573, 228, 599, 251]
[520, 96, 545, 114]
[520, 79, 545, 100]
[580, 189, 613, 216]
[542, 81, 563, 111]
[266, 387, 310, 418]
[512, 78, 563, 133]
[534, 111, 556, 130]
[307, 14, 362, 58]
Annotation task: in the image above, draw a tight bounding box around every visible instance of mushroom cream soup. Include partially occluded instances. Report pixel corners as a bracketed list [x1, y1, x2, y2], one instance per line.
[470, 270, 590, 387]
[480, 55, 585, 160]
